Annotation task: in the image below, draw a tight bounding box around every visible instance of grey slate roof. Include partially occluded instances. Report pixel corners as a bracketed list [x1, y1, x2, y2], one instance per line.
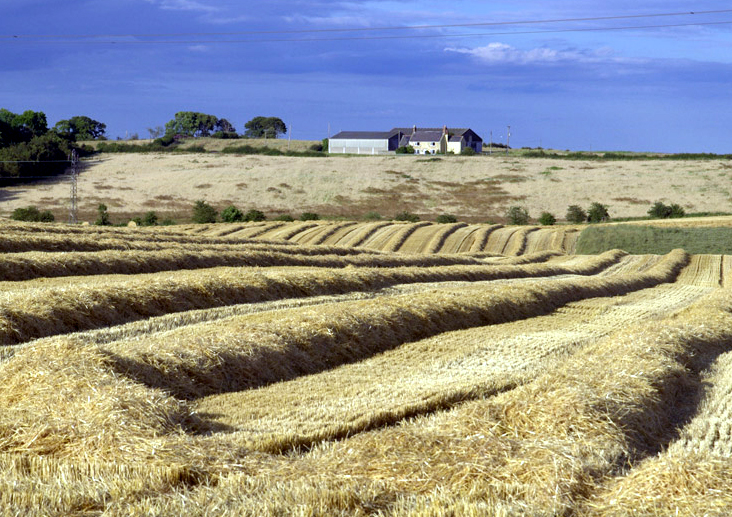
[410, 130, 444, 142]
[330, 131, 396, 140]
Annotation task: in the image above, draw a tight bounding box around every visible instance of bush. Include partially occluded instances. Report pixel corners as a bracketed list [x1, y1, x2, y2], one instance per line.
[210, 131, 239, 139]
[436, 214, 458, 224]
[95, 203, 111, 226]
[566, 205, 587, 224]
[394, 211, 420, 222]
[460, 147, 476, 156]
[396, 145, 415, 154]
[648, 201, 686, 219]
[539, 212, 556, 226]
[221, 205, 245, 223]
[160, 218, 177, 226]
[192, 200, 217, 224]
[363, 211, 382, 221]
[141, 211, 158, 226]
[300, 212, 320, 221]
[244, 209, 266, 222]
[11, 206, 54, 223]
[275, 214, 295, 222]
[505, 206, 530, 225]
[587, 202, 610, 223]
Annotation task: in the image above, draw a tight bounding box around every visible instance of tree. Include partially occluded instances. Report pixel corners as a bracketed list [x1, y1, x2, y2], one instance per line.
[506, 206, 530, 225]
[539, 212, 556, 226]
[95, 203, 111, 226]
[221, 205, 245, 223]
[11, 206, 54, 222]
[394, 211, 419, 222]
[648, 201, 685, 219]
[244, 209, 266, 222]
[215, 118, 236, 133]
[54, 116, 106, 141]
[566, 205, 587, 224]
[141, 211, 159, 226]
[300, 212, 320, 221]
[436, 214, 458, 224]
[587, 202, 610, 223]
[244, 116, 287, 139]
[0, 109, 48, 146]
[165, 112, 219, 138]
[192, 200, 217, 223]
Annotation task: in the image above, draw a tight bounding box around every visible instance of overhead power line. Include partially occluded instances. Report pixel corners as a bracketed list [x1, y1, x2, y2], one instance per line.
[2, 9, 732, 43]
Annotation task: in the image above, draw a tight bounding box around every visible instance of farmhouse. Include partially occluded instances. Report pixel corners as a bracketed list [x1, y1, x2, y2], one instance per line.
[329, 126, 483, 155]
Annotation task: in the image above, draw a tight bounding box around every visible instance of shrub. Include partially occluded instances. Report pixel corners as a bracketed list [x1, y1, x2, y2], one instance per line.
[210, 131, 239, 139]
[460, 147, 477, 156]
[160, 218, 177, 226]
[95, 203, 111, 226]
[539, 212, 556, 226]
[244, 209, 267, 222]
[587, 202, 610, 223]
[505, 206, 530, 225]
[436, 214, 458, 224]
[300, 212, 320, 221]
[11, 206, 54, 223]
[566, 205, 587, 224]
[221, 205, 245, 223]
[141, 211, 158, 226]
[396, 145, 415, 154]
[363, 211, 382, 221]
[275, 214, 295, 222]
[192, 200, 217, 224]
[648, 201, 686, 219]
[309, 143, 324, 152]
[394, 211, 420, 222]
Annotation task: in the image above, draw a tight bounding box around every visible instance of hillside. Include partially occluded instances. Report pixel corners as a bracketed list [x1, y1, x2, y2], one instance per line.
[1, 144, 731, 223]
[2, 221, 732, 514]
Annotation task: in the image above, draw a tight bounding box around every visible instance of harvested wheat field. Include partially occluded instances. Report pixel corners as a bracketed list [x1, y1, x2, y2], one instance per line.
[3, 219, 732, 515]
[2, 147, 732, 223]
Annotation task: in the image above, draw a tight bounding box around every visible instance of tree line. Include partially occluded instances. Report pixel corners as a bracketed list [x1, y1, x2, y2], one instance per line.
[0, 109, 106, 182]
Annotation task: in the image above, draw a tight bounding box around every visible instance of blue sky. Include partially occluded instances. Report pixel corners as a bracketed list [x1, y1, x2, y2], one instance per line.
[2, 1, 732, 152]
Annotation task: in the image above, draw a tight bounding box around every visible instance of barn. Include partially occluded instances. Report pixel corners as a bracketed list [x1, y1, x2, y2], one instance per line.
[328, 130, 402, 154]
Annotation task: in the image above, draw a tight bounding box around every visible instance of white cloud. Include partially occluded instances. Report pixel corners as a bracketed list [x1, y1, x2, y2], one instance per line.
[445, 42, 640, 65]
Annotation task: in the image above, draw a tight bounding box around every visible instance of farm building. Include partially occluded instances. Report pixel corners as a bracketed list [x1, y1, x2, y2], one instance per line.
[329, 126, 483, 155]
[328, 130, 402, 154]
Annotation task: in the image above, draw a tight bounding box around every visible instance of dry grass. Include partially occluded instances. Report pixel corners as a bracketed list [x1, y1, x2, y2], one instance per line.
[5, 152, 732, 222]
[4, 217, 732, 514]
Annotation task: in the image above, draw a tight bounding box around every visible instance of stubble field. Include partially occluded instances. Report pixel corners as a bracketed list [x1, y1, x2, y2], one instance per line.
[2, 219, 732, 515]
[1, 145, 731, 223]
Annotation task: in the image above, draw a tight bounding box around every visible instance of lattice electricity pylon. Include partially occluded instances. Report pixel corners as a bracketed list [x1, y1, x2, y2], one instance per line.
[69, 150, 78, 224]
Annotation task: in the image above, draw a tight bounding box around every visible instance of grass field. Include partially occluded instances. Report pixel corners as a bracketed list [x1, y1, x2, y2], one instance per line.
[2, 220, 732, 515]
[2, 140, 732, 223]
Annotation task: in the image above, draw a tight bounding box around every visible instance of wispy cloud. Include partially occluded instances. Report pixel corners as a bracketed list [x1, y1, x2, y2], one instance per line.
[144, 0, 219, 13]
[445, 42, 642, 65]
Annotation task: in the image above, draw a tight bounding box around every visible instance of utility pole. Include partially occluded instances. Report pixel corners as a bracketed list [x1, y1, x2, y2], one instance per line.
[506, 126, 511, 156]
[68, 149, 78, 224]
[288, 123, 291, 151]
[489, 130, 493, 155]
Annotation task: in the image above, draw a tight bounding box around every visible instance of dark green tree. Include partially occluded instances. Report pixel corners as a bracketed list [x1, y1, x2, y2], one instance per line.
[244, 209, 266, 222]
[587, 202, 610, 223]
[436, 214, 458, 224]
[11, 206, 54, 222]
[192, 200, 218, 223]
[566, 205, 587, 224]
[539, 212, 557, 226]
[53, 116, 106, 141]
[506, 206, 530, 225]
[221, 205, 245, 222]
[95, 203, 111, 226]
[244, 116, 287, 138]
[164, 112, 219, 138]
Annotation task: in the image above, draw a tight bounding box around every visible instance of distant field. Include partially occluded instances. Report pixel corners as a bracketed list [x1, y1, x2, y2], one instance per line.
[1, 140, 731, 223]
[577, 224, 732, 255]
[2, 220, 732, 514]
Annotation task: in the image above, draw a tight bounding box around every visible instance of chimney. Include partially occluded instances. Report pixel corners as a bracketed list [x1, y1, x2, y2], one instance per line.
[412, 125, 417, 135]
[443, 125, 448, 136]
